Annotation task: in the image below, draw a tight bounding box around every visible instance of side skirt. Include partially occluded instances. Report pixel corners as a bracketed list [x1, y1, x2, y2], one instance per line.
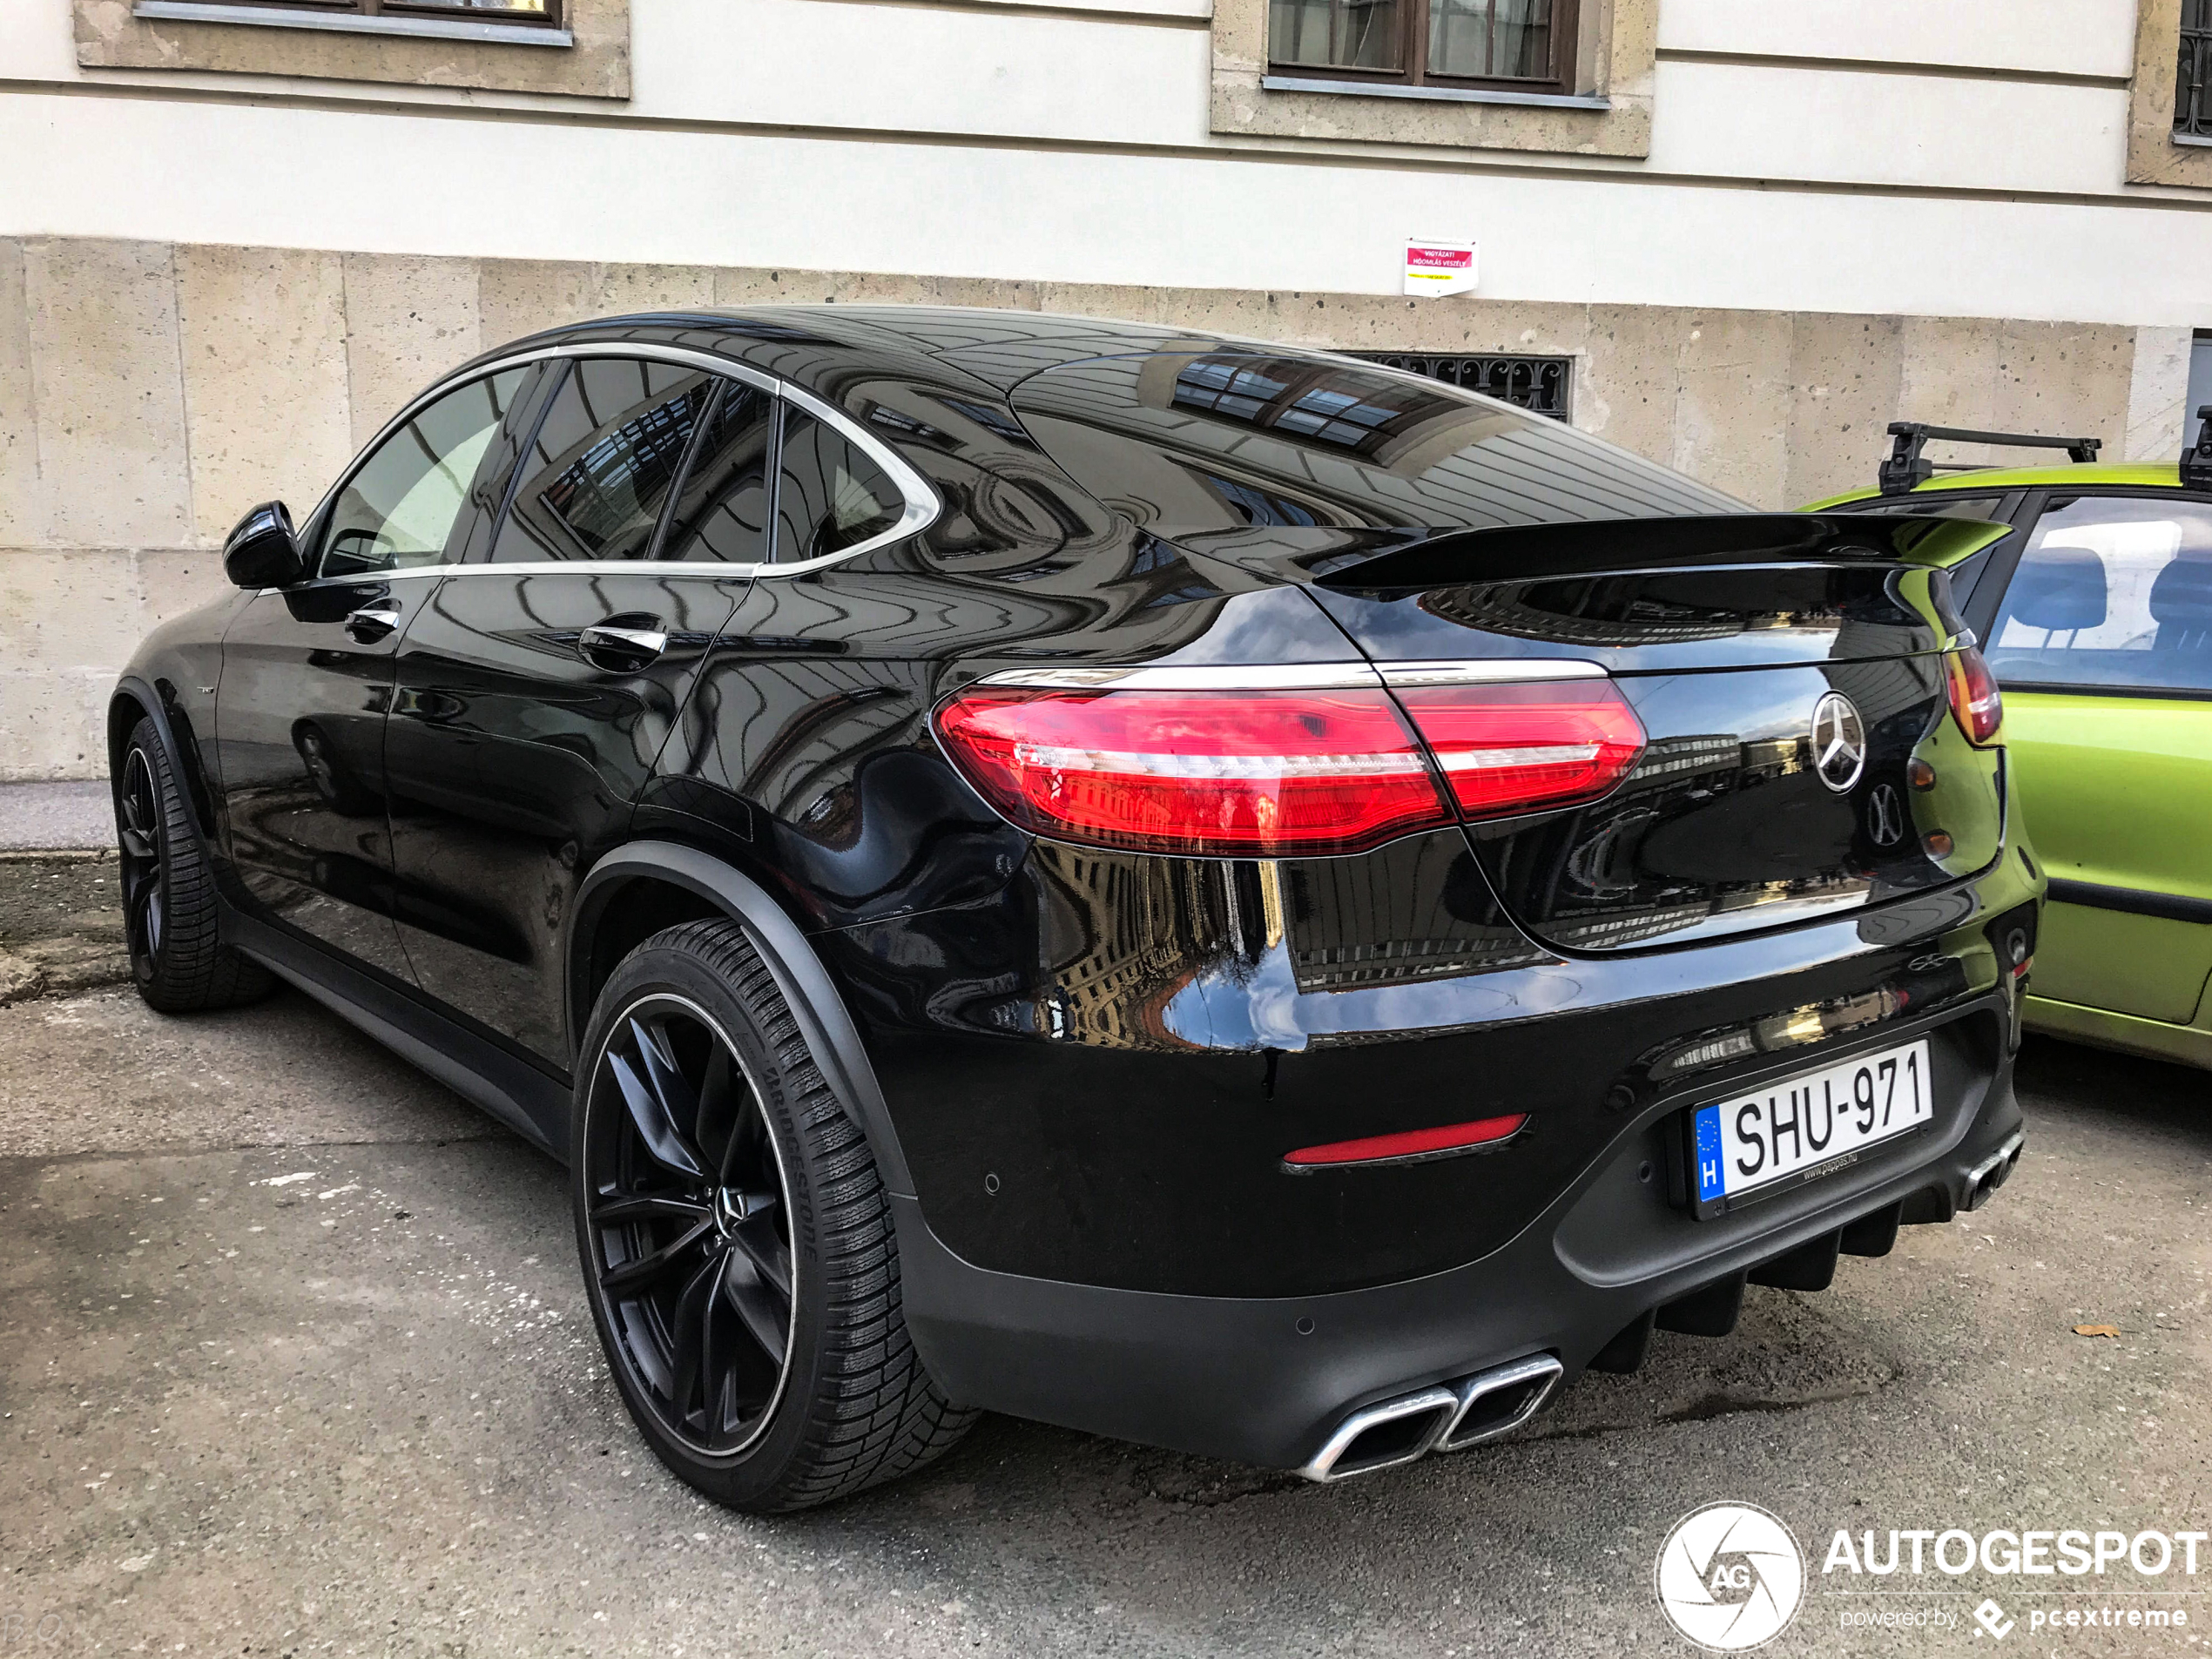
[2024, 992, 2212, 1073]
[224, 906, 571, 1158]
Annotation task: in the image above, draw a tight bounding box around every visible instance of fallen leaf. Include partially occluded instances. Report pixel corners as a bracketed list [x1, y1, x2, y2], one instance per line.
[2073, 1324, 2121, 1339]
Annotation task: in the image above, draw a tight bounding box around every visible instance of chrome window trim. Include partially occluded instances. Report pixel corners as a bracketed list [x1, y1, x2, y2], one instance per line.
[1378, 659, 1608, 686]
[977, 658, 1608, 692]
[296, 341, 940, 587]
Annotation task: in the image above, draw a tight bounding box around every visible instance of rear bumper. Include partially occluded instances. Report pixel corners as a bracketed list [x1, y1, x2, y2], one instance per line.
[896, 1008, 2024, 1471]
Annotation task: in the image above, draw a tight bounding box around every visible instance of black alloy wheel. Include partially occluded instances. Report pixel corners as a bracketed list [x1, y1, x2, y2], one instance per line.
[582, 995, 796, 1455]
[111, 717, 272, 1013]
[572, 920, 975, 1511]
[117, 745, 168, 974]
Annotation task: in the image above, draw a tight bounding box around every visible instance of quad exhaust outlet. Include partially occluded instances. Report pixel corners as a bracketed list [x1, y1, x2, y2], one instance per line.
[1298, 1353, 1564, 1483]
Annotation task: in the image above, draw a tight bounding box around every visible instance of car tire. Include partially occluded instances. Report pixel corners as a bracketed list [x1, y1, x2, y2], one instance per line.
[572, 918, 976, 1513]
[114, 716, 275, 1014]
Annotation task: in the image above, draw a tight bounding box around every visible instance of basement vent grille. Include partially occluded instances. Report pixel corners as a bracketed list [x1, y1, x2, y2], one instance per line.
[1351, 354, 1572, 421]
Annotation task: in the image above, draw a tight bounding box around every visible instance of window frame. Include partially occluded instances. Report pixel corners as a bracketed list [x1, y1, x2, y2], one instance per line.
[2128, 0, 2212, 185]
[654, 376, 784, 569]
[771, 401, 914, 566]
[308, 362, 547, 583]
[188, 0, 563, 28]
[483, 356, 726, 567]
[2182, 0, 2212, 139]
[287, 343, 939, 589]
[1978, 486, 2212, 703]
[1265, 0, 1582, 97]
[82, 0, 624, 98]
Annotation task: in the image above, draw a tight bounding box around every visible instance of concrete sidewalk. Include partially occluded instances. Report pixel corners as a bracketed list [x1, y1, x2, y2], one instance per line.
[0, 781, 112, 851]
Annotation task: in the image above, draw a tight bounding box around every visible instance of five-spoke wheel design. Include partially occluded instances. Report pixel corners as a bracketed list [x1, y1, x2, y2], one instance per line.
[581, 994, 796, 1457]
[117, 745, 168, 980]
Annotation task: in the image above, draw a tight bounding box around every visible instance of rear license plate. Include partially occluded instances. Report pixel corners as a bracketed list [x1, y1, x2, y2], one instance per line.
[1688, 1038, 1933, 1219]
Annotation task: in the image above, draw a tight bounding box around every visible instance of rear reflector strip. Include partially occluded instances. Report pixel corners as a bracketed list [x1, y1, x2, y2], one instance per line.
[1283, 1113, 1528, 1170]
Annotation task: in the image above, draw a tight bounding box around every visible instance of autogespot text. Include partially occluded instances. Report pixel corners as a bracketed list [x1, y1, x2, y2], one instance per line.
[1824, 1527, 2209, 1577]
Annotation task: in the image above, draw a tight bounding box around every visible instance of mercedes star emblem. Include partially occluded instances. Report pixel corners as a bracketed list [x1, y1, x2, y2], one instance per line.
[1811, 692, 1867, 793]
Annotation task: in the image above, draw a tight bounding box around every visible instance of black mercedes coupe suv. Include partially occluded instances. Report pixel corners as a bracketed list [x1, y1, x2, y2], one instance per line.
[111, 308, 2039, 1511]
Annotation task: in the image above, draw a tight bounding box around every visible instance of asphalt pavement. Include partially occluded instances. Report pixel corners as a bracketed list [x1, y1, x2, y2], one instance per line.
[2, 961, 2209, 1655]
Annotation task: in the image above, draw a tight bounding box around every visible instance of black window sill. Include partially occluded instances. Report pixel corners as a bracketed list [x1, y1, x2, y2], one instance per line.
[132, 1, 574, 47]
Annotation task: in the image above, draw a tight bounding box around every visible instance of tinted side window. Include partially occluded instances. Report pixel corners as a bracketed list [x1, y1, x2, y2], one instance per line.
[492, 358, 712, 563]
[774, 408, 906, 563]
[321, 367, 531, 577]
[661, 380, 776, 563]
[1987, 496, 2212, 695]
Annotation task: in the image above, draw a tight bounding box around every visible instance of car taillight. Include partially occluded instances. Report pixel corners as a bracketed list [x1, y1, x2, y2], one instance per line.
[1392, 681, 1646, 819]
[932, 686, 1450, 856]
[1946, 645, 2003, 745]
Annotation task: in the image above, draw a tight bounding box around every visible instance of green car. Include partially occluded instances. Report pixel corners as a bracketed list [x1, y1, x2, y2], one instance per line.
[1810, 420, 2212, 1072]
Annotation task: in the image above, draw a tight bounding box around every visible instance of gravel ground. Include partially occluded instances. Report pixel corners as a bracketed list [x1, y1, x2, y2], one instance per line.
[1, 976, 2209, 1657]
[0, 853, 132, 1007]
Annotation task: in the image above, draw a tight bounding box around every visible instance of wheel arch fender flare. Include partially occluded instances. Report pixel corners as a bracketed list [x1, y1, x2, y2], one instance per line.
[569, 840, 916, 1197]
[110, 673, 219, 850]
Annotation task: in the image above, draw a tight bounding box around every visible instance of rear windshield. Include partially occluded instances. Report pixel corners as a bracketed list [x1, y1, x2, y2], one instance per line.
[1010, 352, 1743, 538]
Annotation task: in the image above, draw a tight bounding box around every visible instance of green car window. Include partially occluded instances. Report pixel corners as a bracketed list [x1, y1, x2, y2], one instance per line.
[1987, 495, 2212, 696]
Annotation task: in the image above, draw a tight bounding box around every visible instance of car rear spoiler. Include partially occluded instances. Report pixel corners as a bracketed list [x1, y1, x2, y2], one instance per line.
[1878, 421, 2101, 494]
[1309, 512, 2009, 593]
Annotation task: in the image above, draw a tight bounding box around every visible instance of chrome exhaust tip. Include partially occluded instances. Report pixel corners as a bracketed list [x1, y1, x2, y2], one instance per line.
[1436, 1352, 1565, 1452]
[1298, 1386, 1457, 1483]
[1298, 1352, 1566, 1483]
[1960, 1128, 2025, 1212]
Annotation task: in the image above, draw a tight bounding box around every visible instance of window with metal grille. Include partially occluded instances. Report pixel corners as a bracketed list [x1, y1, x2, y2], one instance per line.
[222, 0, 561, 24]
[1268, 0, 1580, 94]
[1350, 353, 1572, 420]
[2182, 0, 2212, 138]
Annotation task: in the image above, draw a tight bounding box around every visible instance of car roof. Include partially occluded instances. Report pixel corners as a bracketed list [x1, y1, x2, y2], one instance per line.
[1806, 461, 2189, 510]
[457, 305, 1297, 399]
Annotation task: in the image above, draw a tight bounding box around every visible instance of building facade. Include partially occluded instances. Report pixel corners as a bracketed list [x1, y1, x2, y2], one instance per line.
[1, 0, 2208, 778]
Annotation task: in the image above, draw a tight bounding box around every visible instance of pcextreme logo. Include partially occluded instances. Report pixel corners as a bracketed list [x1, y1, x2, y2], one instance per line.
[1655, 1501, 1807, 1651]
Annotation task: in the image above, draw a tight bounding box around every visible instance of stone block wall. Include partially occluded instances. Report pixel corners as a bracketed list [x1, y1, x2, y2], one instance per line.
[0, 237, 2187, 779]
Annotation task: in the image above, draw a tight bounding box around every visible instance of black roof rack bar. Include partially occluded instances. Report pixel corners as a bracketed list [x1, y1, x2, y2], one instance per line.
[1879, 421, 2102, 495]
[2183, 405, 2212, 492]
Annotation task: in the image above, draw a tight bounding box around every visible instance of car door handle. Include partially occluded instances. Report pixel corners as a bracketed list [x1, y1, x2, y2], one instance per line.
[579, 622, 671, 669]
[345, 605, 402, 644]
